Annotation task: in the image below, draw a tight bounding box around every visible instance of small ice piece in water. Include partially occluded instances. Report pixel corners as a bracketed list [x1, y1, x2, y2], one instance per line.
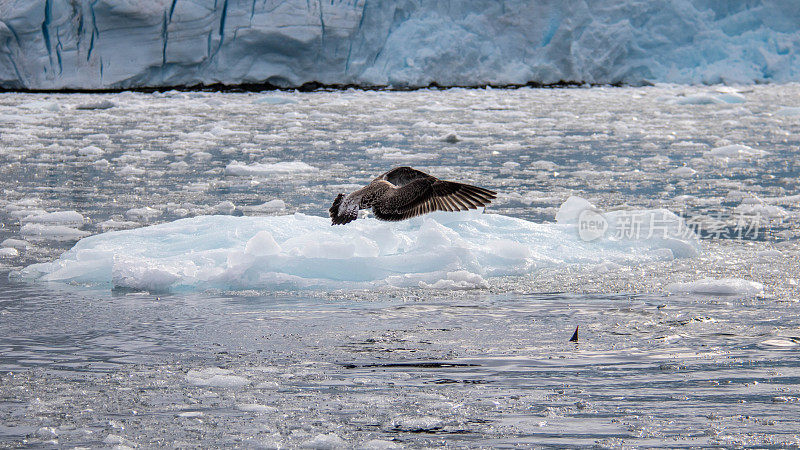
[225, 160, 318, 176]
[76, 99, 115, 110]
[213, 201, 236, 215]
[358, 439, 403, 449]
[92, 159, 111, 169]
[126, 207, 162, 221]
[776, 106, 800, 116]
[102, 434, 126, 445]
[98, 219, 140, 231]
[302, 433, 347, 449]
[242, 199, 286, 213]
[169, 161, 190, 171]
[21, 224, 90, 241]
[706, 144, 768, 158]
[1, 238, 30, 249]
[238, 403, 278, 414]
[186, 368, 249, 388]
[78, 145, 104, 157]
[390, 415, 444, 432]
[253, 96, 296, 105]
[666, 278, 764, 296]
[673, 94, 724, 105]
[420, 270, 488, 289]
[0, 247, 19, 257]
[118, 165, 146, 176]
[21, 211, 85, 226]
[670, 166, 696, 177]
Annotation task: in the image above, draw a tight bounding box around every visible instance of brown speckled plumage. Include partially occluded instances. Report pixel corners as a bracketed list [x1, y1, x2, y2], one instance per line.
[329, 167, 497, 225]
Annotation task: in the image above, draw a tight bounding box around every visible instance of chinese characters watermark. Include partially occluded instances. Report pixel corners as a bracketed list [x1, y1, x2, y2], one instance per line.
[577, 208, 769, 242]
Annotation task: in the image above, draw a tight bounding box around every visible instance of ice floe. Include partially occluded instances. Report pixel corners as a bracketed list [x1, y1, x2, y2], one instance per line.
[666, 278, 764, 296]
[17, 197, 701, 292]
[20, 224, 90, 241]
[706, 144, 768, 159]
[185, 368, 249, 388]
[225, 161, 318, 176]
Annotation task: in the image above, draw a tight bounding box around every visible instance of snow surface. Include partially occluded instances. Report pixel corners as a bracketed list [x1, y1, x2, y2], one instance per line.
[1, 1, 798, 89]
[18, 198, 700, 292]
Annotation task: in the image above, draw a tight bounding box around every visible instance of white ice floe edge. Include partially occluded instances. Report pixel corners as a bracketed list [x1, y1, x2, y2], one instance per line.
[14, 196, 702, 293]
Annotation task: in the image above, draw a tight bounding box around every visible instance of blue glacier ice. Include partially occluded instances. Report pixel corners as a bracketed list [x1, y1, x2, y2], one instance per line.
[0, 0, 798, 89]
[17, 198, 701, 292]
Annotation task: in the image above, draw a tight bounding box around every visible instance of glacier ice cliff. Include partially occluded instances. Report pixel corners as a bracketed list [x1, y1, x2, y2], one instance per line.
[0, 0, 798, 90]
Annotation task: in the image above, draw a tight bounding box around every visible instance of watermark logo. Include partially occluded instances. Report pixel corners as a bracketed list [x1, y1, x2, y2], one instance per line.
[575, 207, 769, 242]
[577, 209, 608, 241]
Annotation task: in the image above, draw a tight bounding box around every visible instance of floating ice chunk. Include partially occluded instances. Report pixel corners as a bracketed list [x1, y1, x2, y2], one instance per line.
[756, 249, 782, 258]
[761, 339, 797, 348]
[190, 151, 213, 161]
[78, 145, 104, 157]
[420, 270, 488, 290]
[242, 199, 286, 213]
[21, 211, 84, 226]
[76, 100, 115, 110]
[390, 415, 444, 432]
[531, 160, 559, 170]
[213, 201, 236, 215]
[21, 224, 90, 241]
[126, 207, 162, 221]
[253, 96, 297, 105]
[169, 161, 190, 171]
[140, 150, 168, 160]
[186, 368, 249, 388]
[358, 440, 403, 449]
[776, 107, 800, 116]
[225, 161, 318, 176]
[118, 165, 146, 176]
[734, 203, 786, 218]
[488, 142, 524, 152]
[667, 278, 764, 296]
[0, 247, 19, 257]
[714, 93, 746, 104]
[669, 167, 696, 177]
[92, 159, 111, 169]
[1, 238, 29, 249]
[673, 94, 724, 105]
[19, 197, 701, 292]
[102, 434, 126, 445]
[19, 101, 60, 111]
[302, 433, 346, 449]
[381, 151, 437, 161]
[98, 219, 140, 231]
[706, 144, 768, 158]
[238, 403, 278, 414]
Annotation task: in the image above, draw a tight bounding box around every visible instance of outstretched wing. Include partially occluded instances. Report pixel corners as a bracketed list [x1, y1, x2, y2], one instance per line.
[372, 178, 497, 221]
[377, 166, 431, 187]
[330, 193, 358, 225]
